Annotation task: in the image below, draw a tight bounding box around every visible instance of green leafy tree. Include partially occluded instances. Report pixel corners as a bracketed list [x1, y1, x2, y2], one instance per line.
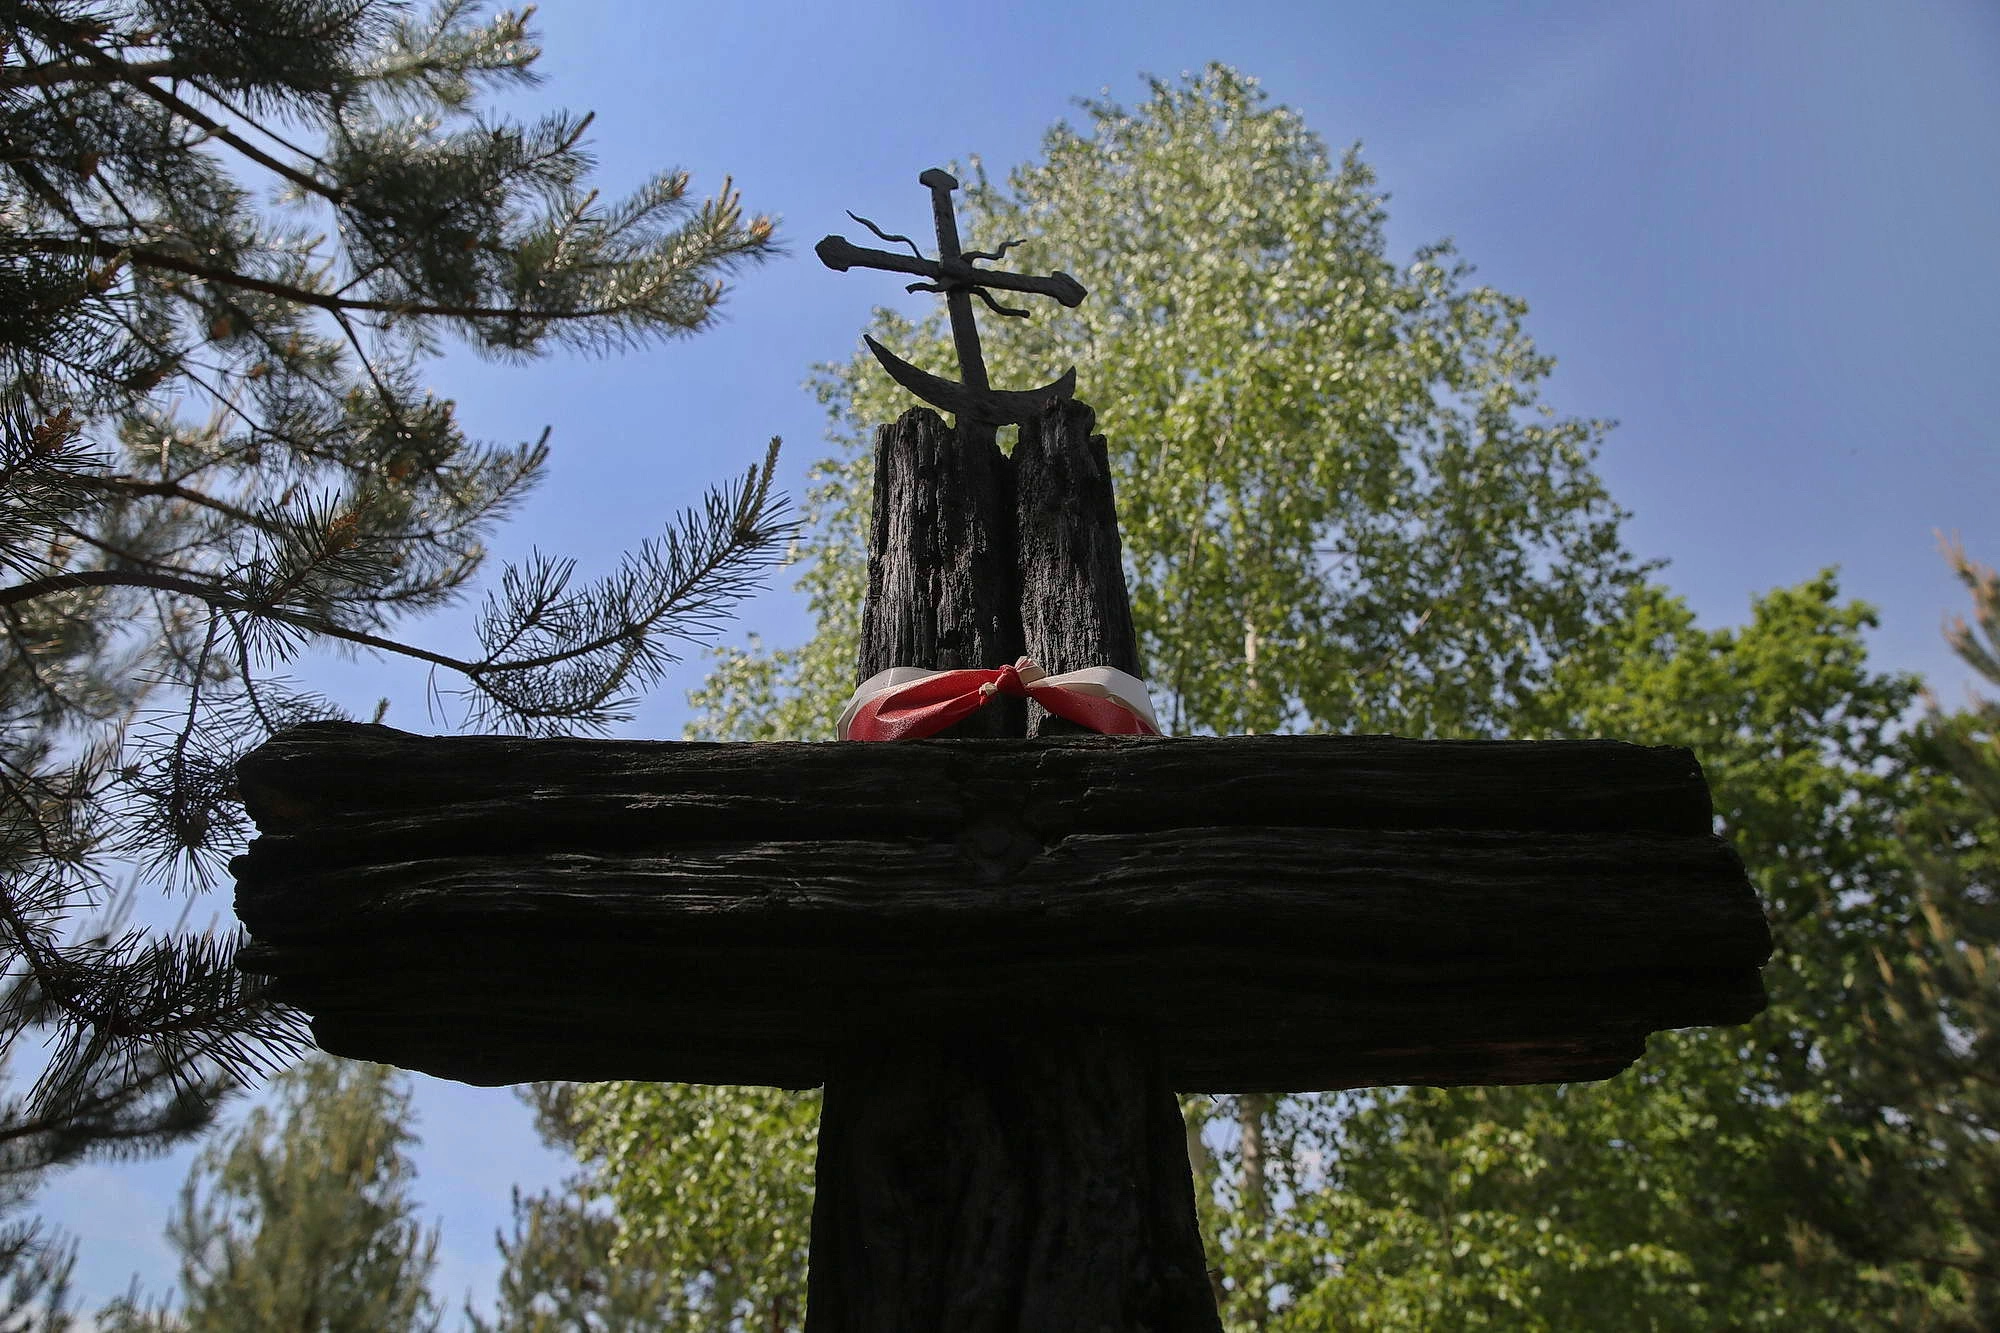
[557, 63, 1995, 1331]
[472, 1186, 675, 1333]
[694, 62, 1635, 745]
[565, 1081, 818, 1333]
[97, 1054, 439, 1332]
[469, 1083, 777, 1332]
[0, 0, 788, 1261]
[1258, 573, 1991, 1330]
[0, 1217, 75, 1332]
[585, 63, 1641, 1324]
[1846, 542, 2000, 1324]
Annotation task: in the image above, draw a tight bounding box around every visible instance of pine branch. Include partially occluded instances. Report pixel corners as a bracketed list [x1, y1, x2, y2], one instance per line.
[361, 0, 540, 109]
[0, 0, 787, 1214]
[77, 473, 283, 537]
[0, 440, 794, 727]
[64, 39, 347, 204]
[14, 234, 733, 328]
[0, 568, 469, 666]
[463, 438, 793, 729]
[0, 406, 106, 576]
[0, 861, 303, 1124]
[0, 1026, 223, 1171]
[0, 57, 204, 90]
[3, 604, 126, 727]
[0, 1218, 75, 1327]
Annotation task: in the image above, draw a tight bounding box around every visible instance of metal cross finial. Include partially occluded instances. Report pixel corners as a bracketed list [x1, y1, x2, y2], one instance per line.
[816, 168, 1087, 428]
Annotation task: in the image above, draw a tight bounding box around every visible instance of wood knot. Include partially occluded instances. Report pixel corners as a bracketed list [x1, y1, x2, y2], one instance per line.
[955, 813, 1043, 884]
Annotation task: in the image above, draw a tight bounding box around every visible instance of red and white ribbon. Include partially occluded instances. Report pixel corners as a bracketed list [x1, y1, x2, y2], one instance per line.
[837, 657, 1162, 741]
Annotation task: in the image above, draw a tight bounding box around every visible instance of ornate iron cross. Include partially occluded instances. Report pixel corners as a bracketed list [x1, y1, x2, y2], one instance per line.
[816, 168, 1087, 428]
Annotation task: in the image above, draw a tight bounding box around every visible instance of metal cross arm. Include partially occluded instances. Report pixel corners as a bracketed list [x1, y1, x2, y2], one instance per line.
[813, 235, 1086, 311]
[816, 168, 1088, 428]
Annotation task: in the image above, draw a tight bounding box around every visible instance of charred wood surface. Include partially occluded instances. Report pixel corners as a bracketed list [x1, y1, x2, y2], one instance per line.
[231, 720, 1768, 1091]
[858, 407, 1022, 737]
[831, 403, 1206, 1332]
[1014, 399, 1142, 735]
[808, 1028, 1218, 1333]
[233, 725, 1721, 843]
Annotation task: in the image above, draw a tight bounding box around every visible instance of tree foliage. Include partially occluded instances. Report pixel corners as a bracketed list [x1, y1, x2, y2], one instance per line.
[473, 1082, 814, 1332]
[586, 63, 1640, 1326]
[0, 1214, 74, 1333]
[466, 1082, 672, 1333]
[1851, 541, 2000, 1323]
[470, 1184, 677, 1333]
[1218, 570, 1998, 1330]
[98, 1055, 439, 1332]
[565, 1081, 817, 1333]
[581, 62, 1996, 1330]
[0, 0, 789, 1255]
[1223, 575, 1919, 1328]
[691, 63, 1636, 744]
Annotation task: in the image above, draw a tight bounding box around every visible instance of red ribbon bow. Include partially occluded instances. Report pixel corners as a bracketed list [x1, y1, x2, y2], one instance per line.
[840, 658, 1159, 742]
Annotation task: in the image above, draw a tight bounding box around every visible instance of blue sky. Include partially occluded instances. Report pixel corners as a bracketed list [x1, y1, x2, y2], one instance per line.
[41, 0, 2000, 1315]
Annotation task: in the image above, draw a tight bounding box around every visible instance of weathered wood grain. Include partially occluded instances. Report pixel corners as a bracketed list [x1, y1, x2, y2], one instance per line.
[235, 823, 1759, 971]
[233, 779, 1765, 1092]
[857, 406, 1022, 737]
[809, 1029, 1218, 1333]
[267, 967, 1756, 1094]
[831, 402, 1216, 1331]
[1015, 399, 1142, 735]
[234, 725, 1720, 844]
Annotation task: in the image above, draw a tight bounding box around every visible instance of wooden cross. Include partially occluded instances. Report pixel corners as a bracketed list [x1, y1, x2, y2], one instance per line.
[816, 169, 1085, 429]
[232, 196, 1770, 1329]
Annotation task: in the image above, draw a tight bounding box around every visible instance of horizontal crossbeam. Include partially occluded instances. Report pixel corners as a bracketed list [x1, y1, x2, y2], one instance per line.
[232, 722, 1769, 1092]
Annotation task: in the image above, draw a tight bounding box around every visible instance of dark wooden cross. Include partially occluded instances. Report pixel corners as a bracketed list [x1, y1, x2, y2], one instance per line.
[230, 175, 1771, 1330]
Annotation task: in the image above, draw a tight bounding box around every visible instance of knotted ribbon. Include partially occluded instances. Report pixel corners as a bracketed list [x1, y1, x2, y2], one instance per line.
[838, 657, 1162, 741]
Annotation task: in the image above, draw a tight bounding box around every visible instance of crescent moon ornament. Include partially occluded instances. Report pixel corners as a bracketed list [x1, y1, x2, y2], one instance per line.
[863, 336, 1077, 427]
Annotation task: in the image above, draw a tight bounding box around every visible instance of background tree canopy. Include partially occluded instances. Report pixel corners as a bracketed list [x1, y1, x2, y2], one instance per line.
[587, 61, 1648, 1325]
[99, 1055, 439, 1333]
[689, 65, 1637, 745]
[566, 66, 2000, 1330]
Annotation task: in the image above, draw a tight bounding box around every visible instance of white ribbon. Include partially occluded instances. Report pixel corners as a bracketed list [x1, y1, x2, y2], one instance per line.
[837, 661, 1163, 739]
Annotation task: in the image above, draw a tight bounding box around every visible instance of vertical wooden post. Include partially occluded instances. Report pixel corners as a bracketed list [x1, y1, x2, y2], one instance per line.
[807, 404, 1222, 1332]
[1014, 399, 1143, 735]
[857, 407, 1023, 738]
